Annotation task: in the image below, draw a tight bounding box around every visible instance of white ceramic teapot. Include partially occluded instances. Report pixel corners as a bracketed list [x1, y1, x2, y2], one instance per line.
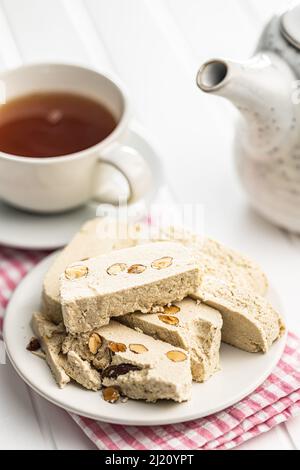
[197, 4, 300, 232]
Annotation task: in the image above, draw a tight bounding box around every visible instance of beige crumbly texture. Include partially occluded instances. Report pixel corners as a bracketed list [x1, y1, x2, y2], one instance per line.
[201, 239, 268, 296]
[43, 219, 267, 326]
[191, 277, 285, 353]
[60, 242, 201, 334]
[63, 351, 101, 391]
[120, 298, 222, 382]
[62, 333, 109, 370]
[63, 320, 192, 402]
[42, 218, 140, 323]
[152, 227, 283, 353]
[156, 226, 268, 296]
[32, 312, 101, 390]
[31, 312, 70, 388]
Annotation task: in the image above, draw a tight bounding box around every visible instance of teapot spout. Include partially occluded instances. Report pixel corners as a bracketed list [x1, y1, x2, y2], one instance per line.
[197, 54, 297, 158]
[197, 59, 229, 93]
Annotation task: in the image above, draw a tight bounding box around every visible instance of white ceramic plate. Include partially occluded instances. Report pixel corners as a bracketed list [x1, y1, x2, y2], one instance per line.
[4, 252, 286, 426]
[0, 125, 164, 250]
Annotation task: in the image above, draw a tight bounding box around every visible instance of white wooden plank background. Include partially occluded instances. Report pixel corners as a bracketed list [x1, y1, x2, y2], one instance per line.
[0, 0, 299, 450]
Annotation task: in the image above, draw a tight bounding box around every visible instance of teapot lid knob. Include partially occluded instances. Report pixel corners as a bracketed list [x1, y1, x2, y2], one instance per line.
[281, 4, 300, 49]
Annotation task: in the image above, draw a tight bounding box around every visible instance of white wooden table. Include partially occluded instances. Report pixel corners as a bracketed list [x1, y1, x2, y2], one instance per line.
[0, 0, 300, 450]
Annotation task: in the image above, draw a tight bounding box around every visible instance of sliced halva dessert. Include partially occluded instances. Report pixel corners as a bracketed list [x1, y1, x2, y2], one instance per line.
[156, 226, 268, 296]
[60, 242, 201, 334]
[42, 217, 139, 323]
[43, 217, 267, 325]
[32, 312, 101, 390]
[63, 321, 192, 402]
[192, 277, 285, 353]
[31, 312, 70, 388]
[63, 351, 101, 391]
[200, 238, 268, 296]
[119, 298, 222, 382]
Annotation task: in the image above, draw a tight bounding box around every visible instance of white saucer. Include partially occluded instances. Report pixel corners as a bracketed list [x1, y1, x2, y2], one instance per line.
[4, 252, 287, 426]
[0, 125, 164, 250]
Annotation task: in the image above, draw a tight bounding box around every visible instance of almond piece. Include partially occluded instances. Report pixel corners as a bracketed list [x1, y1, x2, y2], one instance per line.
[163, 305, 180, 315]
[107, 263, 127, 276]
[108, 341, 127, 353]
[102, 387, 120, 404]
[65, 265, 88, 280]
[151, 256, 173, 270]
[88, 333, 102, 354]
[158, 314, 179, 326]
[127, 264, 146, 274]
[166, 350, 187, 362]
[129, 344, 149, 354]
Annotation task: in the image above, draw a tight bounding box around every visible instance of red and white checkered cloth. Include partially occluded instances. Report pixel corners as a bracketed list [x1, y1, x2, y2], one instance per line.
[1, 245, 300, 450]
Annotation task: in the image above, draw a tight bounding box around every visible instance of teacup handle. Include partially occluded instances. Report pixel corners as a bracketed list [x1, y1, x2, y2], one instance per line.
[92, 140, 155, 205]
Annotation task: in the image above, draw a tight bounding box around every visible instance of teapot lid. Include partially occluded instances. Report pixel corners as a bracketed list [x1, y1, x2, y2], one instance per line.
[281, 4, 300, 49]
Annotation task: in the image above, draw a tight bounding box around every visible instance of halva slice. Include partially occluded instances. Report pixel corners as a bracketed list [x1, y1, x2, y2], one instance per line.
[63, 321, 192, 402]
[32, 312, 101, 390]
[42, 218, 139, 323]
[60, 242, 201, 334]
[63, 351, 101, 391]
[120, 298, 222, 382]
[31, 312, 70, 388]
[192, 277, 285, 353]
[156, 226, 268, 295]
[200, 238, 268, 296]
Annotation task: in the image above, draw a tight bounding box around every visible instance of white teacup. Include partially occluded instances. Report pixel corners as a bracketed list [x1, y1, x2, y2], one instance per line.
[0, 63, 161, 213]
